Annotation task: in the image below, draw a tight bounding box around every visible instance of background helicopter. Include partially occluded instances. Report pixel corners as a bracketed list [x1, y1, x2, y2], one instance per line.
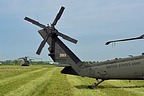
[19, 57, 30, 66]
[19, 56, 42, 66]
[24, 6, 144, 89]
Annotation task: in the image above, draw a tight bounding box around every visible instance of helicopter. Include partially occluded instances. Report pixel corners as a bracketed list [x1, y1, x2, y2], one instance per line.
[24, 6, 144, 89]
[19, 57, 30, 66]
[19, 56, 42, 66]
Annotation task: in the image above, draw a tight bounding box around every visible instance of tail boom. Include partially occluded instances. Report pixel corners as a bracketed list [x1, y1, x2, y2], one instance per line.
[38, 29, 82, 75]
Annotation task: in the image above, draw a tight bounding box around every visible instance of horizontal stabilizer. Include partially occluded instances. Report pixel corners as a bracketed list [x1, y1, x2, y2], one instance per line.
[61, 66, 79, 75]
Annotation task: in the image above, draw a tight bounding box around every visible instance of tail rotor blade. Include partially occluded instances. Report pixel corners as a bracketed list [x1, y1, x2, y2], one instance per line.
[36, 40, 46, 55]
[24, 17, 46, 28]
[36, 34, 50, 55]
[56, 31, 78, 44]
[51, 6, 65, 27]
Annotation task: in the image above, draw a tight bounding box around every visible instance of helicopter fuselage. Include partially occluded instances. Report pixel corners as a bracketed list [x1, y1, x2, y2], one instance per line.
[83, 55, 144, 80]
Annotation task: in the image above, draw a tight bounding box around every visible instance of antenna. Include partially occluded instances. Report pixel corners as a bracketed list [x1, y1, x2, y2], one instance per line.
[36, 14, 39, 22]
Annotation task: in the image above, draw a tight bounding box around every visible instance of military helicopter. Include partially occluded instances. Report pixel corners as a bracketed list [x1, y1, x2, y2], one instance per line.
[19, 57, 30, 66]
[24, 6, 144, 89]
[19, 56, 42, 66]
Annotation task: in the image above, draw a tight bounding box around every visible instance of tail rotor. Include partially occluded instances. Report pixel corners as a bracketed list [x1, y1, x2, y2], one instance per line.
[24, 6, 78, 55]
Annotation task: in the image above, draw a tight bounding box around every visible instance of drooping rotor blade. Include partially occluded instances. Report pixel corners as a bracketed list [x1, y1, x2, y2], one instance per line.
[56, 31, 78, 44]
[51, 6, 65, 27]
[24, 17, 46, 28]
[105, 34, 144, 45]
[36, 34, 51, 55]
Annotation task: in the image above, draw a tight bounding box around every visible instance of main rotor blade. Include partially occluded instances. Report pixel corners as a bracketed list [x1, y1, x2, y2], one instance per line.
[51, 6, 65, 27]
[56, 31, 78, 44]
[105, 35, 144, 45]
[36, 34, 50, 55]
[24, 17, 46, 28]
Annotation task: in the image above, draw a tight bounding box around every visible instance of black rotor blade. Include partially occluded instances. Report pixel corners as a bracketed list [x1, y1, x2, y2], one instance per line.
[56, 31, 78, 44]
[105, 35, 144, 45]
[36, 34, 50, 55]
[51, 6, 65, 27]
[24, 17, 46, 28]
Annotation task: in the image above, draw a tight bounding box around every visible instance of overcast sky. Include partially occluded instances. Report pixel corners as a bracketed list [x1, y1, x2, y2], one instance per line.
[0, 0, 144, 61]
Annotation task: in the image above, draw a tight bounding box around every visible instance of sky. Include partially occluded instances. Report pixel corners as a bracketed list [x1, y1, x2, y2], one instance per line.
[0, 0, 144, 61]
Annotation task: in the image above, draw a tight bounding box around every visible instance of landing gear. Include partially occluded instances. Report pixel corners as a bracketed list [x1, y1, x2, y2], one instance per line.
[88, 79, 104, 89]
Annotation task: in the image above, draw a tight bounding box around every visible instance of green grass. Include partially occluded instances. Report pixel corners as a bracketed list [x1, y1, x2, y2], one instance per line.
[1, 65, 144, 96]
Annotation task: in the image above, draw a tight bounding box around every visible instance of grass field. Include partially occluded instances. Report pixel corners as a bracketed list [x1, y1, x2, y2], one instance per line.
[1, 65, 144, 96]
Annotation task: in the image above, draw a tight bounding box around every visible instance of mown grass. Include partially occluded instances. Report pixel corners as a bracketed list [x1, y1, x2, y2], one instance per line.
[36, 68, 73, 96]
[1, 65, 144, 96]
[0, 65, 48, 80]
